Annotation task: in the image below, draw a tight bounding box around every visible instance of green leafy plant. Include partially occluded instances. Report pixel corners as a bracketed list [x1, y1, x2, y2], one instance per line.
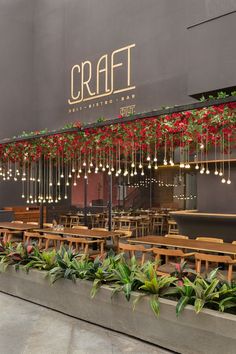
[110, 256, 142, 301]
[134, 262, 177, 316]
[24, 248, 57, 271]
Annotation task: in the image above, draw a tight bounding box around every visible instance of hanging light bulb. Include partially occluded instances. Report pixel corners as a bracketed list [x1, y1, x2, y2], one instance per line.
[214, 170, 218, 175]
[148, 163, 151, 169]
[83, 161, 86, 167]
[141, 170, 144, 176]
[147, 156, 150, 161]
[195, 164, 199, 170]
[221, 178, 226, 184]
[163, 159, 167, 166]
[206, 169, 210, 174]
[180, 163, 185, 168]
[200, 143, 204, 150]
[154, 164, 158, 170]
[138, 163, 143, 169]
[185, 164, 190, 169]
[227, 179, 231, 185]
[219, 170, 223, 177]
[200, 168, 204, 174]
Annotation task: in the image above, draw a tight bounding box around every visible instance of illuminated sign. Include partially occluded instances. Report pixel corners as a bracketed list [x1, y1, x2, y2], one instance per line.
[68, 43, 136, 107]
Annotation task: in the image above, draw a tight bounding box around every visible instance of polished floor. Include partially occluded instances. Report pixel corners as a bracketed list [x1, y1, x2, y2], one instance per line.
[0, 292, 173, 354]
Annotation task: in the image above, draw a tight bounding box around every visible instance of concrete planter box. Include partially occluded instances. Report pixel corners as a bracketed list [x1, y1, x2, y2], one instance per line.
[0, 267, 236, 354]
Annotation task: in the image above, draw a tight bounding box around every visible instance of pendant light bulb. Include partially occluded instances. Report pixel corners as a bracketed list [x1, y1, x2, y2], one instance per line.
[195, 164, 199, 170]
[180, 163, 185, 168]
[163, 159, 167, 166]
[227, 179, 231, 185]
[206, 169, 210, 175]
[214, 170, 218, 175]
[221, 178, 226, 184]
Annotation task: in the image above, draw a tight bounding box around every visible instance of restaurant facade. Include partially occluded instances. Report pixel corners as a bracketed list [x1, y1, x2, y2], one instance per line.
[0, 1, 236, 232]
[1, 2, 236, 353]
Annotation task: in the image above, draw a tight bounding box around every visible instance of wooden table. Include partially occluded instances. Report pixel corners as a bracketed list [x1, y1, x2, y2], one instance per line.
[0, 222, 39, 231]
[128, 236, 236, 255]
[34, 227, 118, 240]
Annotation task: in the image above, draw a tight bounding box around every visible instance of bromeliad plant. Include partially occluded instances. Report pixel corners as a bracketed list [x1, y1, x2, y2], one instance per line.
[0, 242, 35, 272]
[133, 262, 178, 316]
[1, 242, 236, 317]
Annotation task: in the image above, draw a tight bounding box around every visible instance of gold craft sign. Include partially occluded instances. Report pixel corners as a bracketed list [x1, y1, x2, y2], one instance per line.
[68, 43, 136, 116]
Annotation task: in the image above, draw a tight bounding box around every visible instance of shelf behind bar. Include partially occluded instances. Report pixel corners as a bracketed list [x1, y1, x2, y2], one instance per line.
[0, 96, 235, 145]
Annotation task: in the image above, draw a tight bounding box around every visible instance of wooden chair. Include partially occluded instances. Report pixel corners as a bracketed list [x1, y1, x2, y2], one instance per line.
[43, 223, 53, 228]
[69, 215, 80, 228]
[115, 230, 132, 239]
[66, 236, 104, 256]
[167, 220, 179, 235]
[44, 234, 67, 251]
[152, 215, 164, 235]
[24, 231, 45, 248]
[165, 234, 189, 240]
[195, 252, 236, 282]
[118, 242, 151, 265]
[118, 218, 138, 236]
[196, 237, 223, 243]
[139, 217, 151, 236]
[0, 229, 10, 243]
[152, 247, 195, 275]
[72, 225, 88, 230]
[59, 215, 69, 227]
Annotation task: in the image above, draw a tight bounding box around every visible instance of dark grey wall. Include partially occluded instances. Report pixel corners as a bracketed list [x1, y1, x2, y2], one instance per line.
[0, 0, 235, 134]
[197, 167, 236, 214]
[0, 0, 34, 138]
[31, 0, 236, 130]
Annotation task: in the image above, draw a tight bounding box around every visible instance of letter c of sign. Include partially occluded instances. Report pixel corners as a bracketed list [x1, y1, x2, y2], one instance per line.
[71, 65, 81, 101]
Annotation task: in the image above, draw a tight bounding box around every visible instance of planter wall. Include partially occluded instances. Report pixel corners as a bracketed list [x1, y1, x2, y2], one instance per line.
[0, 267, 236, 354]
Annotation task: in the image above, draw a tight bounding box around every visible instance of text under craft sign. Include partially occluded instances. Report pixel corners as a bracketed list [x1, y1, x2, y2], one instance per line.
[68, 44, 136, 118]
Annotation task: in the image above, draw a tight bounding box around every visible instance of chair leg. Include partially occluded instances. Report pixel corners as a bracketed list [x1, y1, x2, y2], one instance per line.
[228, 264, 233, 283]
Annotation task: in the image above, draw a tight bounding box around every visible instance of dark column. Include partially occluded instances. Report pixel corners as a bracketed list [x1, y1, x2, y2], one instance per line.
[84, 177, 88, 226]
[108, 174, 112, 231]
[39, 157, 44, 228]
[149, 169, 152, 209]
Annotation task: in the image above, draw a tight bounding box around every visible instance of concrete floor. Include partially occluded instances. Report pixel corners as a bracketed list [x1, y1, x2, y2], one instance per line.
[0, 292, 173, 354]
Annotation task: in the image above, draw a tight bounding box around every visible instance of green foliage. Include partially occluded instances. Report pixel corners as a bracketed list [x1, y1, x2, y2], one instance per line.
[1, 242, 236, 318]
[111, 256, 142, 301]
[133, 262, 177, 316]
